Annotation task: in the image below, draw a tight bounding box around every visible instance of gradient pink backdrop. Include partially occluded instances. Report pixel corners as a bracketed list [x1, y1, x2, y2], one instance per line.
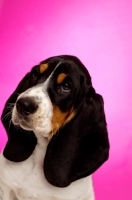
[0, 0, 132, 199]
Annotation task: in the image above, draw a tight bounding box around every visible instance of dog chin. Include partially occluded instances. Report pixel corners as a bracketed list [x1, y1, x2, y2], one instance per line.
[19, 121, 33, 131]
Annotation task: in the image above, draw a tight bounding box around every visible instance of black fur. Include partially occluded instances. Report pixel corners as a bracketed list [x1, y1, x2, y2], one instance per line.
[1, 73, 37, 162]
[44, 93, 109, 187]
[1, 55, 109, 187]
[44, 57, 109, 187]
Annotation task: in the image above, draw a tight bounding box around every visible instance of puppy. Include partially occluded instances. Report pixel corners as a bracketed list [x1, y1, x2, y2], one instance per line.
[0, 55, 109, 200]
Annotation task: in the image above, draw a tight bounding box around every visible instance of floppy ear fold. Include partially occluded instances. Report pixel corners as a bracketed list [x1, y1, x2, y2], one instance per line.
[44, 91, 109, 187]
[1, 73, 37, 162]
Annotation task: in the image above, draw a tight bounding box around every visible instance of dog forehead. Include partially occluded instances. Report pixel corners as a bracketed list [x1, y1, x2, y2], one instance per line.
[30, 57, 88, 89]
[52, 61, 81, 79]
[37, 61, 73, 84]
[39, 57, 81, 74]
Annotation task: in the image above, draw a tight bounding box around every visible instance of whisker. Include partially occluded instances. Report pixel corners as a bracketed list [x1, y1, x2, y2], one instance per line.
[6, 103, 15, 108]
[4, 103, 14, 115]
[1, 110, 12, 121]
[14, 124, 20, 131]
[13, 92, 20, 96]
[26, 130, 33, 136]
[8, 119, 12, 131]
[7, 102, 15, 105]
[4, 108, 13, 113]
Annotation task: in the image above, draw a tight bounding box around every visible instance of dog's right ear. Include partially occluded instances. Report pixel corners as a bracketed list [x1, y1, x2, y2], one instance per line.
[1, 73, 37, 162]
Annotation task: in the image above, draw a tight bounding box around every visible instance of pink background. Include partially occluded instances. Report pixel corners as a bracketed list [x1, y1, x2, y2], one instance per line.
[0, 0, 132, 199]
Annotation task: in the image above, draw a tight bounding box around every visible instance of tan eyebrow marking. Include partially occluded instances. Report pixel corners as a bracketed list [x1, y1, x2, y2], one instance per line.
[40, 63, 48, 73]
[57, 73, 67, 84]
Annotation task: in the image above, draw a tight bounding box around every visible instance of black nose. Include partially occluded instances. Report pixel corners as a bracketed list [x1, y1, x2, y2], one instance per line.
[16, 97, 38, 116]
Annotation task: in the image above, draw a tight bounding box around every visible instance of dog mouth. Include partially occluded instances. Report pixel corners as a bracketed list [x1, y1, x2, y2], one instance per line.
[12, 114, 33, 131]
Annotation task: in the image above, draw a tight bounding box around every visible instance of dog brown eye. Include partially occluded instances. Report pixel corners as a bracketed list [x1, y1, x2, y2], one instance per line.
[60, 82, 71, 92]
[31, 70, 39, 81]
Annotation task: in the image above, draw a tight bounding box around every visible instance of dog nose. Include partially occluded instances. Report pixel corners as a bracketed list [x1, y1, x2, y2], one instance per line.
[16, 97, 38, 116]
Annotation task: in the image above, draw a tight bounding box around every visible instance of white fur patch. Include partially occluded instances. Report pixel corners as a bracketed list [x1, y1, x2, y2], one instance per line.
[0, 135, 95, 200]
[12, 84, 53, 138]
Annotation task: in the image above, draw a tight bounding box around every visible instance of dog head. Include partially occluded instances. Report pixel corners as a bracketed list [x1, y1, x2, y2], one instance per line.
[1, 55, 109, 187]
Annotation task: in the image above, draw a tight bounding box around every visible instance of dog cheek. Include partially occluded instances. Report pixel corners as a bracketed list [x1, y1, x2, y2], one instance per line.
[50, 105, 75, 137]
[51, 105, 70, 135]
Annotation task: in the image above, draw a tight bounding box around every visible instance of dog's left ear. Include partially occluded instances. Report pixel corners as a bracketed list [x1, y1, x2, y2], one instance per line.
[1, 73, 37, 162]
[44, 80, 109, 187]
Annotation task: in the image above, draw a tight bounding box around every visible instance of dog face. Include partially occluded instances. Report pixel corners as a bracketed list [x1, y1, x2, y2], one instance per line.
[1, 55, 109, 187]
[11, 57, 88, 138]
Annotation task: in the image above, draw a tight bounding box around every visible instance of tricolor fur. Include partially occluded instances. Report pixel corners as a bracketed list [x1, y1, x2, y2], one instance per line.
[0, 55, 109, 200]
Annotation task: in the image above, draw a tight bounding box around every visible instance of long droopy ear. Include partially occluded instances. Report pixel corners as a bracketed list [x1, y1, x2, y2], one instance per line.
[1, 73, 37, 162]
[44, 91, 109, 187]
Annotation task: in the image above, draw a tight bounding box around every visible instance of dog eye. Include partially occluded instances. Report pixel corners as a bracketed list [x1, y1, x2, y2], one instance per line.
[60, 82, 71, 93]
[30, 70, 39, 81]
